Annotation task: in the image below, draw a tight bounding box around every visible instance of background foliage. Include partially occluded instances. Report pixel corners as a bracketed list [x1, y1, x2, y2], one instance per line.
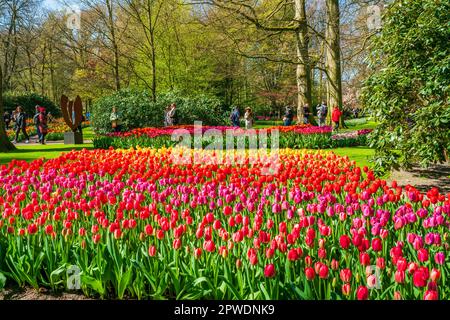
[91, 89, 226, 133]
[3, 92, 61, 117]
[362, 0, 450, 172]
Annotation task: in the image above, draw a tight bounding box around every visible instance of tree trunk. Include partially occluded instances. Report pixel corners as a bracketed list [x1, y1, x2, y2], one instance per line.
[106, 0, 121, 91]
[325, 0, 343, 126]
[0, 65, 16, 152]
[294, 0, 312, 124]
[148, 1, 157, 102]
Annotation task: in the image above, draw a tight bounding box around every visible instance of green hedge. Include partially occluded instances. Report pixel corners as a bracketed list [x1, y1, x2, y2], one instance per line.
[3, 92, 61, 117]
[91, 89, 226, 134]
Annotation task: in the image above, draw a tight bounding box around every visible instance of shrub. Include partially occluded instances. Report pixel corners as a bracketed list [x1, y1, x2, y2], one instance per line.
[3, 92, 61, 117]
[91, 89, 226, 134]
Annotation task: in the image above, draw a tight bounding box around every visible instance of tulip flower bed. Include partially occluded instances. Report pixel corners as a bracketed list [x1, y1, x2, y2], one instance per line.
[93, 125, 370, 150]
[0, 147, 448, 300]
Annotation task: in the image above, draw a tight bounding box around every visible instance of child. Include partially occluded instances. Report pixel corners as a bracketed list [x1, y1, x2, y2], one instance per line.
[331, 105, 342, 131]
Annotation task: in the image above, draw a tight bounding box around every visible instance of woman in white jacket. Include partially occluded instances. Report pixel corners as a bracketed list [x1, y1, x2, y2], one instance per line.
[244, 107, 253, 129]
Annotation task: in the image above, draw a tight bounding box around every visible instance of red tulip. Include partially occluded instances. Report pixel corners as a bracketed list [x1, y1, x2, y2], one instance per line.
[393, 291, 402, 300]
[413, 267, 429, 288]
[148, 245, 156, 257]
[376, 257, 385, 270]
[45, 225, 54, 235]
[394, 270, 405, 284]
[342, 283, 351, 296]
[318, 264, 329, 279]
[79, 227, 86, 236]
[287, 249, 299, 261]
[249, 254, 258, 266]
[423, 290, 438, 300]
[264, 264, 276, 278]
[144, 224, 153, 236]
[305, 267, 315, 281]
[371, 238, 382, 252]
[114, 228, 122, 239]
[407, 262, 418, 275]
[173, 239, 182, 250]
[92, 234, 101, 244]
[339, 235, 351, 249]
[156, 229, 164, 240]
[305, 255, 312, 266]
[430, 268, 441, 282]
[331, 259, 339, 270]
[359, 252, 370, 266]
[356, 285, 369, 300]
[318, 248, 327, 260]
[27, 223, 38, 235]
[417, 248, 429, 262]
[396, 257, 407, 271]
[340, 269, 352, 283]
[223, 206, 232, 216]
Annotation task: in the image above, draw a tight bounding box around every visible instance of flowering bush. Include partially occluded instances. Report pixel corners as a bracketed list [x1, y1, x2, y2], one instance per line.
[0, 148, 448, 300]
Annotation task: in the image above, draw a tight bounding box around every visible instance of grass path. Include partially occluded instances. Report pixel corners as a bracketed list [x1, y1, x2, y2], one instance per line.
[0, 144, 94, 165]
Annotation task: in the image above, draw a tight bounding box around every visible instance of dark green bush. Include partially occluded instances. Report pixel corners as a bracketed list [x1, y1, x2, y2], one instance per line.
[91, 89, 226, 134]
[3, 92, 61, 117]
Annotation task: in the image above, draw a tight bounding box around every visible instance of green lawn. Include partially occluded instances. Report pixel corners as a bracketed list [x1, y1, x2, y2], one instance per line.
[329, 147, 375, 169]
[82, 126, 95, 141]
[0, 144, 94, 165]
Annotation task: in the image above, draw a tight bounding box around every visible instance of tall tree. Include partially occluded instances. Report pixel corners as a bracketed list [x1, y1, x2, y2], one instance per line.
[325, 0, 343, 125]
[0, 64, 16, 151]
[120, 0, 166, 102]
[294, 0, 312, 121]
[193, 0, 314, 122]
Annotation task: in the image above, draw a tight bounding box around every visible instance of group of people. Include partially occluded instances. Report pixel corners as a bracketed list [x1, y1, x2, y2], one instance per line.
[2, 105, 49, 144]
[229, 101, 343, 131]
[230, 106, 254, 129]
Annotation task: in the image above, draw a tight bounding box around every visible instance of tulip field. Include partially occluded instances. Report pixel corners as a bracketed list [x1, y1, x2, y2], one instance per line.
[0, 146, 448, 300]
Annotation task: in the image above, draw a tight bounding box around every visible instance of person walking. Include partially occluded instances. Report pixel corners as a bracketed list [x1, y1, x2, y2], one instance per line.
[3, 111, 11, 130]
[12, 106, 29, 144]
[331, 105, 342, 132]
[244, 107, 253, 129]
[283, 106, 294, 126]
[317, 101, 328, 127]
[37, 107, 48, 144]
[230, 106, 240, 127]
[33, 105, 42, 143]
[167, 103, 178, 126]
[110, 106, 121, 133]
[303, 104, 311, 124]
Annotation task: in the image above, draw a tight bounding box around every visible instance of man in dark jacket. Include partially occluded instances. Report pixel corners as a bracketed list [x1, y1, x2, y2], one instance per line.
[283, 106, 294, 126]
[13, 106, 30, 144]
